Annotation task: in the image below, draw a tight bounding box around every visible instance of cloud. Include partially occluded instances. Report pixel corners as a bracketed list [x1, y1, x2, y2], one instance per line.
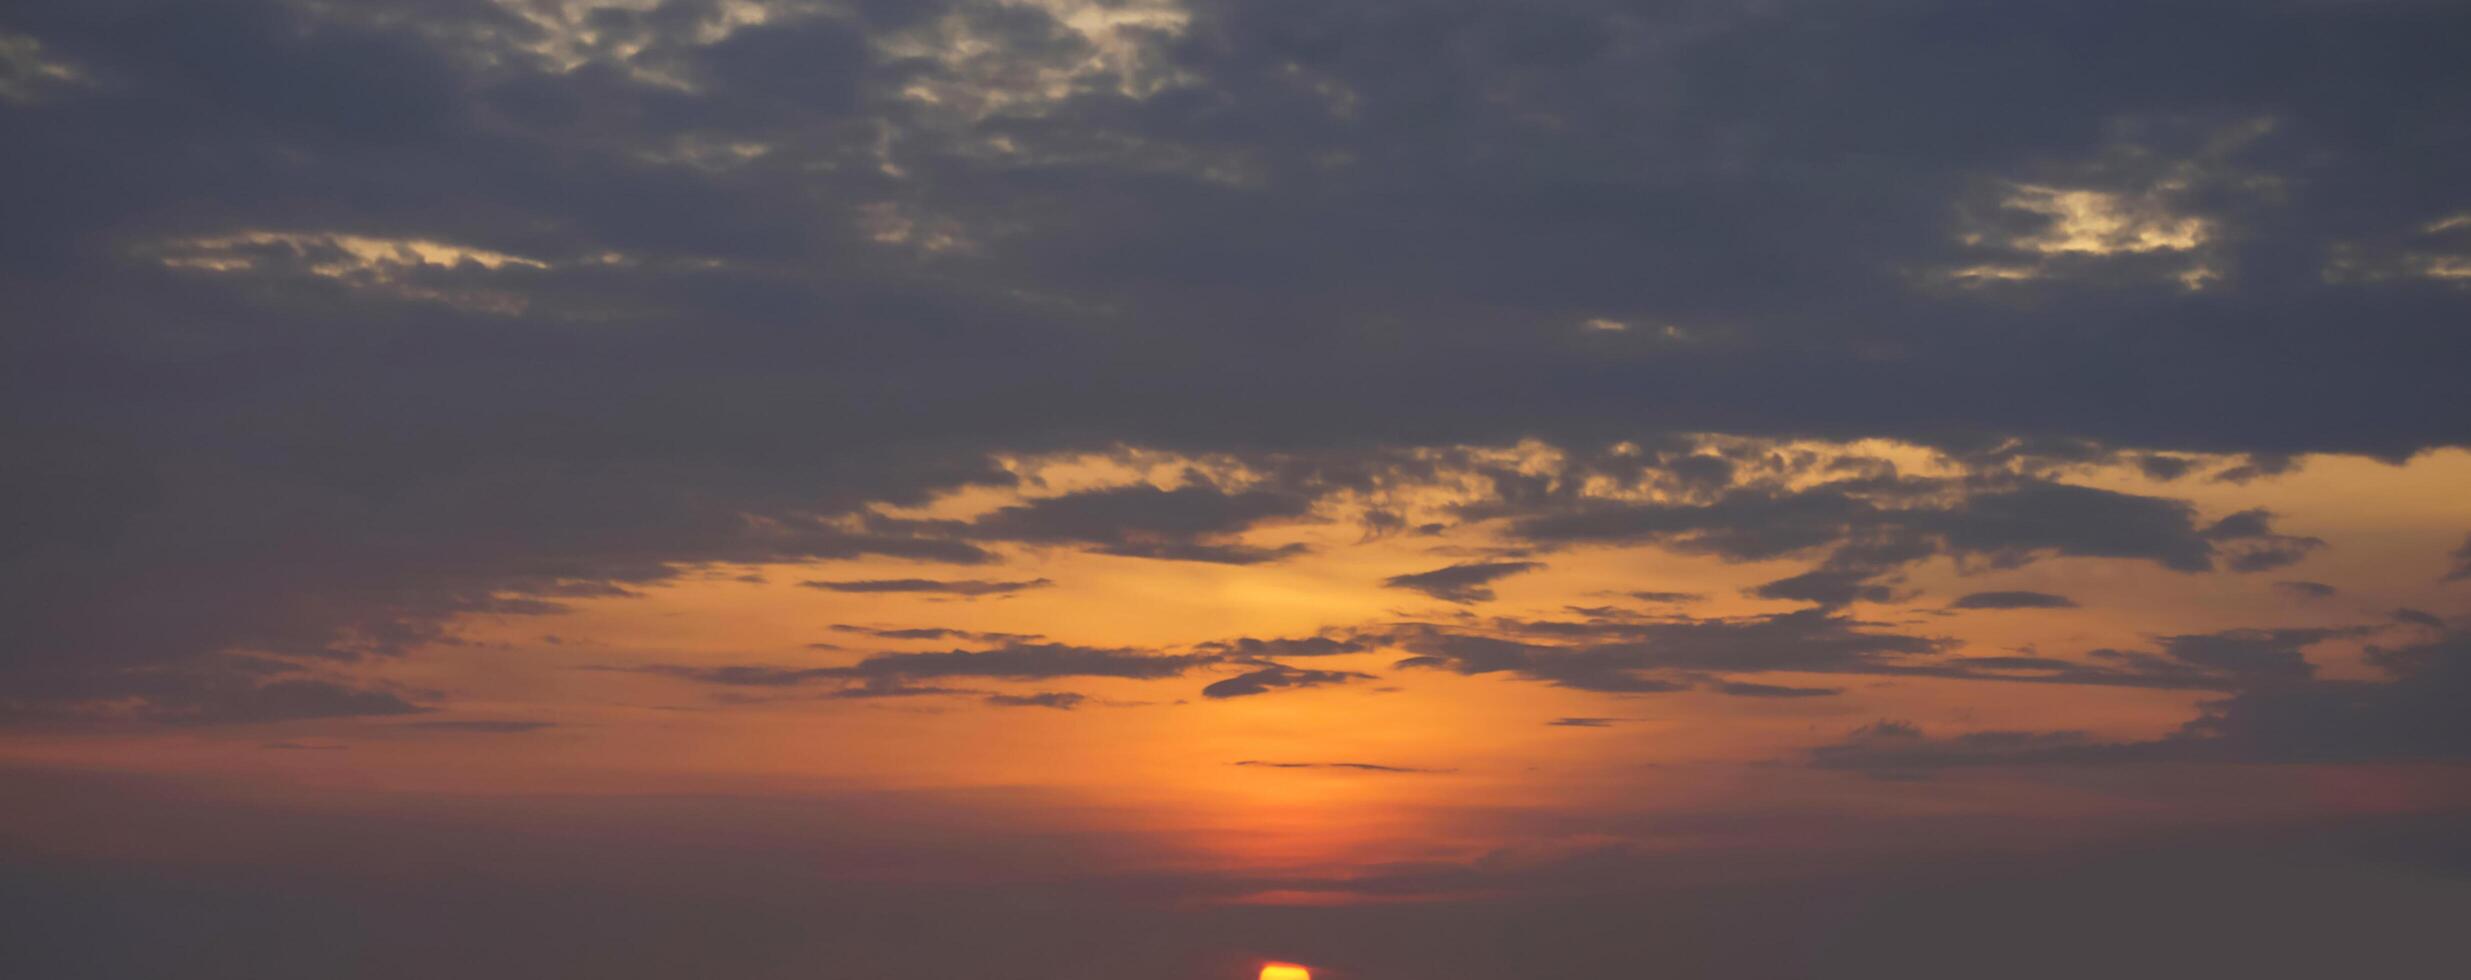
[1390, 608, 1941, 694]
[982, 692, 1085, 710]
[1510, 479, 2270, 587]
[166, 678, 427, 726]
[0, 654, 431, 727]
[633, 644, 1215, 691]
[2200, 509, 2327, 573]
[1381, 560, 1545, 603]
[801, 578, 1055, 596]
[1810, 722, 2115, 778]
[1950, 591, 2080, 610]
[1811, 624, 2471, 773]
[1231, 760, 1448, 774]
[1200, 663, 1376, 699]
[835, 644, 1215, 682]
[2275, 581, 2338, 599]
[397, 720, 557, 734]
[1712, 681, 1843, 699]
[1193, 635, 1371, 658]
[5, 0, 2470, 730]
[830, 625, 1047, 643]
[2447, 534, 2471, 581]
[1546, 717, 1619, 727]
[961, 484, 1314, 564]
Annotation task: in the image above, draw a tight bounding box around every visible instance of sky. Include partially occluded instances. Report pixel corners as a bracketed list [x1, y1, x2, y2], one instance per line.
[3, 1, 2470, 977]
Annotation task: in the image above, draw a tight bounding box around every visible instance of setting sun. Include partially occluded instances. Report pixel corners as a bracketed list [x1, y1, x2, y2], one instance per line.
[1260, 965, 1311, 980]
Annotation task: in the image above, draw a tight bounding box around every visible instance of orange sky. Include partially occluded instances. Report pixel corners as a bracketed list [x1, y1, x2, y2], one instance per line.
[9, 443, 2468, 890]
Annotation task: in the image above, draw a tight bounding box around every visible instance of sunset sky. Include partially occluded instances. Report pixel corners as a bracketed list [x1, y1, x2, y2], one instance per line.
[4, 2, 2470, 977]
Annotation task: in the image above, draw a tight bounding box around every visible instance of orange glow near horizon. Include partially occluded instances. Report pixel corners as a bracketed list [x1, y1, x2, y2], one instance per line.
[1260, 964, 1312, 980]
[3, 445, 2469, 891]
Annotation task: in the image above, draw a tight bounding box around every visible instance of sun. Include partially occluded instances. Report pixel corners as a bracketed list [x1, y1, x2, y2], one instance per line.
[1260, 964, 1312, 980]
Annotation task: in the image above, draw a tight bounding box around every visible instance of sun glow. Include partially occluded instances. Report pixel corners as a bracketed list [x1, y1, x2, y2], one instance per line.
[1260, 965, 1312, 980]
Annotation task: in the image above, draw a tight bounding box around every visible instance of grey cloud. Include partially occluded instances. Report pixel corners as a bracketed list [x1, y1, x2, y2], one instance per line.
[1230, 760, 1445, 773]
[397, 719, 557, 734]
[2201, 509, 2327, 572]
[2391, 608, 2445, 630]
[1950, 591, 2080, 610]
[7, 0, 2471, 725]
[1200, 663, 1375, 699]
[621, 643, 1221, 690]
[2447, 534, 2471, 582]
[1711, 681, 1842, 699]
[628, 664, 839, 688]
[1811, 723, 2116, 778]
[961, 484, 1314, 564]
[834, 644, 1214, 682]
[830, 625, 1047, 643]
[1194, 635, 1370, 658]
[2275, 581, 2338, 599]
[1393, 615, 2362, 697]
[1750, 567, 1904, 608]
[1513, 479, 2248, 583]
[801, 578, 1054, 596]
[982, 691, 1084, 710]
[1392, 609, 1941, 694]
[1813, 625, 2471, 773]
[1381, 560, 1544, 603]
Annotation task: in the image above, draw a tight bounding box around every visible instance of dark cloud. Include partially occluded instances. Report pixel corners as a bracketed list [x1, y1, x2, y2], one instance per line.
[628, 644, 1215, 695]
[834, 644, 1215, 682]
[2, 0, 2467, 730]
[1230, 760, 1446, 773]
[1194, 635, 1370, 658]
[1711, 681, 1843, 699]
[164, 677, 427, 726]
[2211, 454, 2303, 485]
[1545, 717, 1619, 727]
[0, 654, 430, 727]
[2448, 534, 2471, 582]
[961, 484, 1314, 564]
[1510, 479, 2268, 589]
[1813, 625, 2471, 773]
[1391, 614, 2370, 697]
[2275, 581, 2339, 599]
[1811, 722, 2115, 778]
[830, 625, 1047, 643]
[2133, 454, 2199, 481]
[2201, 509, 2327, 572]
[2391, 608, 2445, 630]
[982, 691, 1084, 710]
[1749, 567, 1904, 608]
[801, 578, 1054, 596]
[397, 720, 557, 734]
[1200, 663, 1375, 699]
[1392, 608, 1943, 694]
[1381, 560, 1544, 603]
[1949, 591, 2079, 610]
